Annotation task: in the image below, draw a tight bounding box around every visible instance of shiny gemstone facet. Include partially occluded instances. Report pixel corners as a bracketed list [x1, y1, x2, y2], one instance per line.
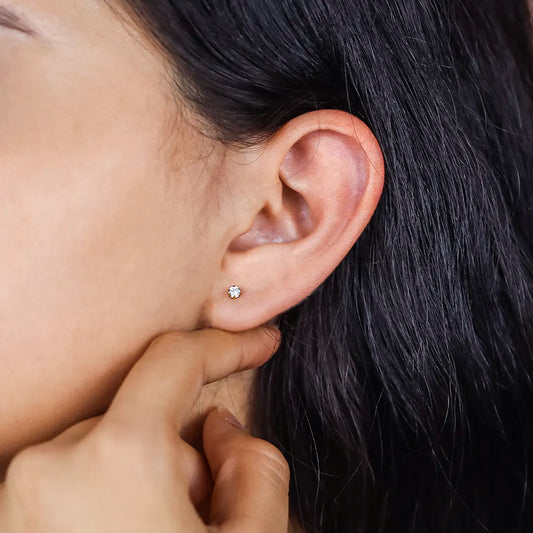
[228, 285, 242, 299]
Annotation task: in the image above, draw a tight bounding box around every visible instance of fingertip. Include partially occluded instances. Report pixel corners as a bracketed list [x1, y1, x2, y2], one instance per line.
[258, 324, 282, 356]
[203, 404, 291, 531]
[263, 323, 282, 343]
[202, 407, 243, 477]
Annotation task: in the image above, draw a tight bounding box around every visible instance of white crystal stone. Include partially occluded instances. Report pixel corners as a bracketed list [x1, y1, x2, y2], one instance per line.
[228, 285, 242, 299]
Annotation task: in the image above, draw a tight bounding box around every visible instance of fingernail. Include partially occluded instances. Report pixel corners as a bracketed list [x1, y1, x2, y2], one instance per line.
[218, 407, 246, 430]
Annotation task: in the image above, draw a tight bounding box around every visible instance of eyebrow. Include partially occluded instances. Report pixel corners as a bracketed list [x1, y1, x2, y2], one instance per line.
[0, 5, 36, 35]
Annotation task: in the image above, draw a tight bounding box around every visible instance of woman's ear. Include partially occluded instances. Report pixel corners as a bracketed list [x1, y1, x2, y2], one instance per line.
[201, 109, 384, 331]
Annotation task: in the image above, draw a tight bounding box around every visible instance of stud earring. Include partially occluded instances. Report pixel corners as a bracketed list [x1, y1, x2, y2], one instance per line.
[227, 285, 242, 299]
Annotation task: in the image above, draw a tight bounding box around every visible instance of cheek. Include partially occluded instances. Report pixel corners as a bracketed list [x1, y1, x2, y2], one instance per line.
[0, 137, 173, 457]
[0, 129, 199, 463]
[0, 56, 174, 338]
[0, 45, 203, 462]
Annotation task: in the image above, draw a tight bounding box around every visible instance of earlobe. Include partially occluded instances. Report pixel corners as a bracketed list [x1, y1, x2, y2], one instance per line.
[204, 109, 384, 332]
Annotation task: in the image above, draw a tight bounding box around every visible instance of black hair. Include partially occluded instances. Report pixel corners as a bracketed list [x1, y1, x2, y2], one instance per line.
[115, 1, 533, 531]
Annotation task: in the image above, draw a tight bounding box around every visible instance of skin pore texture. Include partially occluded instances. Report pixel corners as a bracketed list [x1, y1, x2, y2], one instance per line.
[0, 0, 384, 514]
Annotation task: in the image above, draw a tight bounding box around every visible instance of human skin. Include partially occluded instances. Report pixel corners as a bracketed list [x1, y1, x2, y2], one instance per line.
[0, 0, 385, 489]
[0, 0, 220, 468]
[0, 326, 292, 532]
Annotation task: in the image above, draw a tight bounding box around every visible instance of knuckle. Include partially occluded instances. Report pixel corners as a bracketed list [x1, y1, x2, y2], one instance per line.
[88, 420, 176, 474]
[90, 420, 147, 461]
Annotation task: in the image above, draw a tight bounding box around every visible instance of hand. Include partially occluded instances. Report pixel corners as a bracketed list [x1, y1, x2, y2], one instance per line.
[0, 326, 289, 532]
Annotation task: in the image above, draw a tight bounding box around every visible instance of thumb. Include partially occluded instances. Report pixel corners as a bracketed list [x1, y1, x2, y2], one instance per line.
[203, 407, 290, 533]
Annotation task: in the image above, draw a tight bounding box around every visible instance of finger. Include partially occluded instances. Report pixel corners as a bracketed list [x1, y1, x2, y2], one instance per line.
[180, 440, 213, 510]
[43, 417, 214, 510]
[203, 407, 290, 533]
[106, 325, 281, 430]
[31, 415, 214, 508]
[42, 416, 102, 449]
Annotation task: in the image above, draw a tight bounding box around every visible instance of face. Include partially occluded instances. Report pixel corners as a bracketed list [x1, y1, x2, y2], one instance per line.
[0, 0, 228, 467]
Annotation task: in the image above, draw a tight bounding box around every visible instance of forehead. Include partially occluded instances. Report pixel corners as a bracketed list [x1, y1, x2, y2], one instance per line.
[0, 0, 184, 153]
[0, 0, 172, 92]
[0, 0, 133, 44]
